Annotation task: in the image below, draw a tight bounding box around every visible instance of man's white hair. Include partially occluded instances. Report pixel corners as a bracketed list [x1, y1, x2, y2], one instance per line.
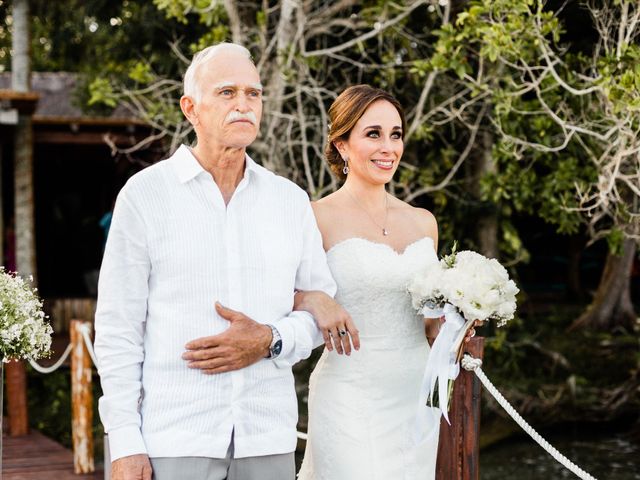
[183, 43, 253, 102]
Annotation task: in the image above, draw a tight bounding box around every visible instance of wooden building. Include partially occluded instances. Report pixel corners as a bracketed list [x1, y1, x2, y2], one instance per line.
[0, 72, 160, 435]
[0, 72, 160, 301]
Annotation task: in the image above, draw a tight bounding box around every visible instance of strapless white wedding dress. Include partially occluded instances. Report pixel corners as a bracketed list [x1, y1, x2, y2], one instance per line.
[298, 237, 441, 480]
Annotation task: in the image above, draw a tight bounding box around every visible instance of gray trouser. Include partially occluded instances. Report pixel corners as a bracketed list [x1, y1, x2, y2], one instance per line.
[150, 440, 295, 480]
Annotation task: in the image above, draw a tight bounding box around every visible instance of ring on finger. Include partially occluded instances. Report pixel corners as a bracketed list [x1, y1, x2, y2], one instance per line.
[338, 329, 347, 337]
[470, 329, 476, 338]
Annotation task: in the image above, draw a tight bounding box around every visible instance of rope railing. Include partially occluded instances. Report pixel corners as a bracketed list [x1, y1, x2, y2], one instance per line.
[28, 324, 96, 374]
[28, 344, 73, 374]
[461, 354, 598, 480]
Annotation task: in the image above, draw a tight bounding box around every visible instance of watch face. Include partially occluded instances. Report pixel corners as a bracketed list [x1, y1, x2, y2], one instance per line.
[273, 339, 283, 356]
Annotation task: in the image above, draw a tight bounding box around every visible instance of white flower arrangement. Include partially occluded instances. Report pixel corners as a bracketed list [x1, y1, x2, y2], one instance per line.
[0, 267, 52, 362]
[409, 247, 519, 426]
[408, 248, 519, 327]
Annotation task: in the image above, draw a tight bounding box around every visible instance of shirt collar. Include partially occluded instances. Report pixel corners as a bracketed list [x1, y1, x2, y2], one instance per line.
[172, 144, 267, 184]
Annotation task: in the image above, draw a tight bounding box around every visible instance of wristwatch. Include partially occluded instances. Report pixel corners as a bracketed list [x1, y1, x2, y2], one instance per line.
[265, 324, 282, 359]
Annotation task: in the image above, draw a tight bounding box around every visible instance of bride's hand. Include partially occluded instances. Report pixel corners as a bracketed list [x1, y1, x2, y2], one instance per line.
[425, 317, 484, 346]
[294, 290, 360, 355]
[464, 320, 484, 343]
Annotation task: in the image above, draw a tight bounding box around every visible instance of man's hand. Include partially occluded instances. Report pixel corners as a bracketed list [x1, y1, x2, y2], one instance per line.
[111, 454, 152, 480]
[182, 302, 272, 374]
[294, 290, 359, 355]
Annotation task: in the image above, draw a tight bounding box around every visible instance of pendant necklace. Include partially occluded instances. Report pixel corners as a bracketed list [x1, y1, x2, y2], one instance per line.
[345, 187, 390, 236]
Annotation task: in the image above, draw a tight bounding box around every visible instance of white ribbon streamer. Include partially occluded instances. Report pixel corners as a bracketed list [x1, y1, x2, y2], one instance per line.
[416, 303, 465, 436]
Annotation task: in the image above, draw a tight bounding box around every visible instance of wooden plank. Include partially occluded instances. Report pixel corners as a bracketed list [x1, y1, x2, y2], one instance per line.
[2, 427, 103, 479]
[34, 130, 139, 145]
[32, 115, 146, 126]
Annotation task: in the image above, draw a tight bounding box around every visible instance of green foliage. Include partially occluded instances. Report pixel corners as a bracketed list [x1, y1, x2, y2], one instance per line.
[88, 77, 118, 107]
[408, 0, 640, 262]
[128, 61, 154, 84]
[598, 44, 640, 113]
[606, 228, 625, 256]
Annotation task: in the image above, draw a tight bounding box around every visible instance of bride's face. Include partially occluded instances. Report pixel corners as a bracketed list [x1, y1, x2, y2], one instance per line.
[336, 100, 404, 185]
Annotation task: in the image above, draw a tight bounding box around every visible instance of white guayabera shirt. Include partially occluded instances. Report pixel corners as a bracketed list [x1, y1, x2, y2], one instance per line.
[95, 145, 336, 462]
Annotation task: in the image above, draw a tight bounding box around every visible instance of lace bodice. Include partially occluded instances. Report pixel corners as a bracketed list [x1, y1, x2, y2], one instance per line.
[326, 236, 438, 348]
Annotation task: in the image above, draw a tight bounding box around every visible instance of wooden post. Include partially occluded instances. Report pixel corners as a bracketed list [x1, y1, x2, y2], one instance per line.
[70, 320, 95, 474]
[5, 360, 29, 436]
[436, 337, 484, 480]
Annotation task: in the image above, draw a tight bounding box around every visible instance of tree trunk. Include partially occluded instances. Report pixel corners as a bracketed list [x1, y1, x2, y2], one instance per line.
[472, 130, 499, 259]
[8, 0, 33, 436]
[260, 0, 298, 173]
[0, 145, 4, 265]
[12, 0, 36, 281]
[14, 114, 36, 281]
[477, 214, 498, 259]
[11, 0, 30, 92]
[570, 238, 637, 331]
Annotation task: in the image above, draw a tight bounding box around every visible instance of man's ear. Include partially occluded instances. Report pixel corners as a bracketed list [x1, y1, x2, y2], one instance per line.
[180, 96, 199, 126]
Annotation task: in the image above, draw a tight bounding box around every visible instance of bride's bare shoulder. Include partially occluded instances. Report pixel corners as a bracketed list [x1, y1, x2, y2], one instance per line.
[310, 192, 343, 225]
[390, 197, 438, 239]
[391, 197, 436, 223]
[311, 192, 341, 212]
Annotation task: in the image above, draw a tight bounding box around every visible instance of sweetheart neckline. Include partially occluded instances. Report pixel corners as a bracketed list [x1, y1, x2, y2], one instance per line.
[326, 236, 434, 257]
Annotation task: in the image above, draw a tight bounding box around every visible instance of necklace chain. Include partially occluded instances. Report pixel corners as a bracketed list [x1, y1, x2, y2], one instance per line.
[345, 187, 389, 236]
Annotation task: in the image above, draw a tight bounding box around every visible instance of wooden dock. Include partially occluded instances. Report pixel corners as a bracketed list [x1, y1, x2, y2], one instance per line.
[2, 336, 485, 479]
[1, 428, 103, 479]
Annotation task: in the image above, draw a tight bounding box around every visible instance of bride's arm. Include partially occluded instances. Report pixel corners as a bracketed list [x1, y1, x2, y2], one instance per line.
[294, 291, 360, 355]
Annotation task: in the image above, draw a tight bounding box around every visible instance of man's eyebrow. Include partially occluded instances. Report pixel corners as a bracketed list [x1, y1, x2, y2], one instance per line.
[212, 82, 263, 91]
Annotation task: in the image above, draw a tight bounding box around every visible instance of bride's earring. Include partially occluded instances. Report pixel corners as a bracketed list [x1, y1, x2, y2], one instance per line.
[342, 156, 349, 175]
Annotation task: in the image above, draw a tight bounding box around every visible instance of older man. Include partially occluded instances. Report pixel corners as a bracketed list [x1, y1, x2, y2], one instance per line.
[95, 43, 342, 480]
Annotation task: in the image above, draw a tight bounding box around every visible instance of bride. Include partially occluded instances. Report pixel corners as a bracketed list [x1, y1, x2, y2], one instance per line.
[295, 85, 454, 480]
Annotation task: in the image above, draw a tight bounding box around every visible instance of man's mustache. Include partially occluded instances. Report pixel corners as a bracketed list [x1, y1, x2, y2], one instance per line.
[225, 111, 257, 125]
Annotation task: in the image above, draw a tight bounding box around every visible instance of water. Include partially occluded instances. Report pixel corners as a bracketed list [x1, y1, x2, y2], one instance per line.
[481, 431, 640, 479]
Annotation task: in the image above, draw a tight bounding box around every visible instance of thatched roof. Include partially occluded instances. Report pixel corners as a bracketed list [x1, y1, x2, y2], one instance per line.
[0, 72, 137, 121]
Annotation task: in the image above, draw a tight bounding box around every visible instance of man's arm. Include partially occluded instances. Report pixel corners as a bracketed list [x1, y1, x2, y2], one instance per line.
[94, 187, 150, 465]
[184, 200, 337, 372]
[268, 201, 337, 367]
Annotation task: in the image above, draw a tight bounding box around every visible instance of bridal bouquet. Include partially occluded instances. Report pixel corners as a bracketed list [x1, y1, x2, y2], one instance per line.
[408, 247, 518, 425]
[0, 268, 52, 362]
[409, 248, 519, 326]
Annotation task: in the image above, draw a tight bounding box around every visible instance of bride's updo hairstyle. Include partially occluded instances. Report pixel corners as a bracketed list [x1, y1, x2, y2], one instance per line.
[326, 84, 406, 181]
